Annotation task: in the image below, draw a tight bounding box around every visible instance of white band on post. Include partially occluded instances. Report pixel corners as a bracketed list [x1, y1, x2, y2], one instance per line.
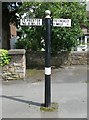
[45, 67, 51, 75]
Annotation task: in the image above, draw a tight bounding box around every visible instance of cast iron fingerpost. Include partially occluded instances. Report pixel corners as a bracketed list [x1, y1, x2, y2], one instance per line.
[44, 10, 51, 107]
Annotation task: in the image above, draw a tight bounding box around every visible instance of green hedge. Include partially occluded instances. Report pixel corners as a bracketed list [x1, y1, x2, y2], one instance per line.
[0, 49, 11, 66]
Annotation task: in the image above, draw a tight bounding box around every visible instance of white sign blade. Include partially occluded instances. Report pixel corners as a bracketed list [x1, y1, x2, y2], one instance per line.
[53, 19, 71, 27]
[20, 19, 42, 26]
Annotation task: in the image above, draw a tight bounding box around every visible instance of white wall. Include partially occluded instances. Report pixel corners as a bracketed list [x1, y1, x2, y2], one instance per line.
[86, 1, 89, 11]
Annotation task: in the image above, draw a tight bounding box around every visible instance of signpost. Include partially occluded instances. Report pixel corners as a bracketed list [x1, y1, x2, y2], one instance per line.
[20, 18, 42, 26]
[20, 10, 71, 108]
[53, 19, 71, 27]
[20, 18, 71, 27]
[44, 10, 51, 107]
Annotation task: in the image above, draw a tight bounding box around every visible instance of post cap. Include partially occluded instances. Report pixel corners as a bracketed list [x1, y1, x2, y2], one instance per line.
[45, 10, 51, 18]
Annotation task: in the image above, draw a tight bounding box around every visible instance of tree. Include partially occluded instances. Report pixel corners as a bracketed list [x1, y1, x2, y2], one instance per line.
[16, 2, 87, 53]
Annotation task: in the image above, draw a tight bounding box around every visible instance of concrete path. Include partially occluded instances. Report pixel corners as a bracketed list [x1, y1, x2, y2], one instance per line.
[0, 65, 87, 118]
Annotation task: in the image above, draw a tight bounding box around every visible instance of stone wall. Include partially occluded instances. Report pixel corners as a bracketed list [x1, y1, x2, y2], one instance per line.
[67, 51, 87, 65]
[26, 51, 45, 69]
[26, 51, 87, 68]
[2, 50, 87, 80]
[2, 49, 26, 80]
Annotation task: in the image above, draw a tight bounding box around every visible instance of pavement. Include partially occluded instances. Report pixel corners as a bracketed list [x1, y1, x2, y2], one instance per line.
[0, 65, 87, 118]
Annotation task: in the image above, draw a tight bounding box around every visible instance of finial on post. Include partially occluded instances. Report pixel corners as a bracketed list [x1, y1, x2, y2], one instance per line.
[45, 10, 51, 18]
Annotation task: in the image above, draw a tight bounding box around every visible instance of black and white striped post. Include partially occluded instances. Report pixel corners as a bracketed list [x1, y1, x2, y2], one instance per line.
[44, 10, 51, 107]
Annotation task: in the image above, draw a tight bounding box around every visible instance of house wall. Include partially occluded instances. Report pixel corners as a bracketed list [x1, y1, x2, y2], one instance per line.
[82, 28, 87, 34]
[10, 22, 17, 49]
[10, 22, 17, 37]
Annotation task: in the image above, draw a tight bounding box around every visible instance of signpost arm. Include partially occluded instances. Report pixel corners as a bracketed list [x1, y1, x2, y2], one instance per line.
[44, 10, 51, 107]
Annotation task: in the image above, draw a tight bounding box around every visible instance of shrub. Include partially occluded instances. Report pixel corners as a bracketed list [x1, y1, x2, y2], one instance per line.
[0, 49, 11, 66]
[15, 39, 31, 50]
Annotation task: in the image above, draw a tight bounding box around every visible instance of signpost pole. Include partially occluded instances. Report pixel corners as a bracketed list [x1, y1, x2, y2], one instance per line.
[20, 11, 71, 108]
[44, 10, 51, 107]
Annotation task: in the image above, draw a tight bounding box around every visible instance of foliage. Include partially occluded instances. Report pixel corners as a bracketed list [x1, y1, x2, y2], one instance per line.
[16, 2, 87, 53]
[15, 38, 31, 50]
[0, 49, 11, 66]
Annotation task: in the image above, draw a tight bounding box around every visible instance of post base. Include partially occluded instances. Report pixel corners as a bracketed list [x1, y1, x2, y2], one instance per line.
[40, 102, 58, 112]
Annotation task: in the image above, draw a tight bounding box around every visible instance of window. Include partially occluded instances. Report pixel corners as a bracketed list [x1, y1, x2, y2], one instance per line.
[78, 36, 85, 45]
